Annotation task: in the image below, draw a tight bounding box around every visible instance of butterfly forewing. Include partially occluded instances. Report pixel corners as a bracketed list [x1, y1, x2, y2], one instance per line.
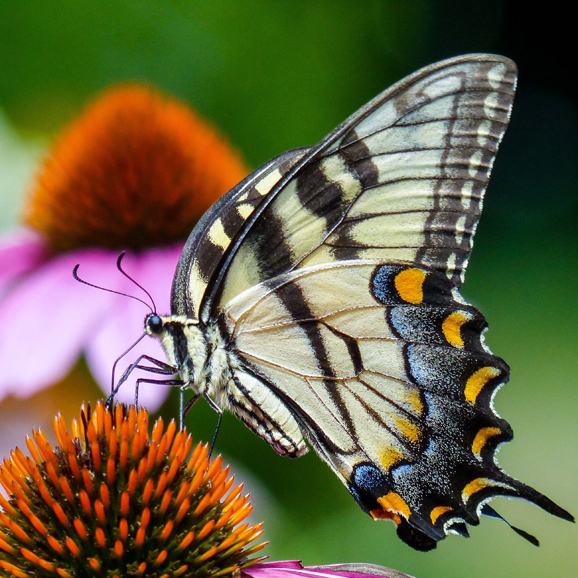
[211, 54, 516, 314]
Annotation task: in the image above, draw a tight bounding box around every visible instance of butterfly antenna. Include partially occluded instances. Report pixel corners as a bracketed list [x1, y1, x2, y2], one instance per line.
[116, 252, 157, 313]
[73, 264, 153, 312]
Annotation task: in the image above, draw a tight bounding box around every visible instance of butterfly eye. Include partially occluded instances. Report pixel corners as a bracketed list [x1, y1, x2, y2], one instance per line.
[146, 314, 163, 334]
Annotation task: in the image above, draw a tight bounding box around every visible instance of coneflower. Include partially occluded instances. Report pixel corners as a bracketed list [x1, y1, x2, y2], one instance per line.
[0, 85, 248, 410]
[0, 401, 264, 577]
[0, 402, 414, 578]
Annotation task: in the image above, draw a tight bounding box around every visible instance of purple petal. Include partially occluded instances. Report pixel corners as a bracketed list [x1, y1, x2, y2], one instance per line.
[306, 564, 415, 578]
[0, 229, 48, 300]
[249, 563, 304, 570]
[243, 562, 413, 578]
[0, 243, 183, 404]
[0, 250, 114, 399]
[84, 245, 182, 411]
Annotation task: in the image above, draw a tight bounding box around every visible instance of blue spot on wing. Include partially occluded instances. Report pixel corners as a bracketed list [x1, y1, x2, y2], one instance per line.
[371, 264, 403, 305]
[347, 462, 390, 513]
[353, 463, 388, 493]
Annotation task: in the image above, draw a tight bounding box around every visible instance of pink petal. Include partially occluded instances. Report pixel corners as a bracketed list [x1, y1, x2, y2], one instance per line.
[0, 229, 48, 300]
[250, 563, 304, 570]
[0, 250, 114, 399]
[243, 562, 411, 578]
[84, 245, 182, 411]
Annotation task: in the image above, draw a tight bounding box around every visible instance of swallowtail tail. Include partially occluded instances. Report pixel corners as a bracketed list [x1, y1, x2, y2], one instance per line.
[128, 54, 573, 550]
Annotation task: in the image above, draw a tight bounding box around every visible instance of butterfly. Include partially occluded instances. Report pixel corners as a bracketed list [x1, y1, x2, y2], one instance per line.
[116, 54, 573, 550]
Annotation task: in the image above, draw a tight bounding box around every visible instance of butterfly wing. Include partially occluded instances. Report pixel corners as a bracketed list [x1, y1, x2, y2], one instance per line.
[220, 260, 571, 549]
[172, 54, 573, 548]
[201, 54, 518, 319]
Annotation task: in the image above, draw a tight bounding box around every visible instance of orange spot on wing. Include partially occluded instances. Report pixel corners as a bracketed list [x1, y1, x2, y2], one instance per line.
[404, 388, 424, 415]
[379, 447, 404, 471]
[472, 427, 501, 456]
[369, 508, 401, 525]
[442, 311, 470, 348]
[430, 505, 452, 524]
[394, 417, 422, 445]
[461, 477, 511, 502]
[377, 492, 412, 520]
[465, 366, 501, 405]
[394, 269, 427, 304]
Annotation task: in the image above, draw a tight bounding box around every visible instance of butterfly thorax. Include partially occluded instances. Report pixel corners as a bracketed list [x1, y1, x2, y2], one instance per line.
[152, 315, 233, 406]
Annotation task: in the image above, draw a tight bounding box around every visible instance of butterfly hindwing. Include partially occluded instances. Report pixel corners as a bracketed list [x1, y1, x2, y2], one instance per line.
[220, 259, 568, 549]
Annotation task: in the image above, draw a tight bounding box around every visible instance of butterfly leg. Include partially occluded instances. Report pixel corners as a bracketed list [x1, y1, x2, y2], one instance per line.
[108, 355, 178, 404]
[133, 377, 184, 410]
[180, 390, 201, 431]
[203, 394, 223, 458]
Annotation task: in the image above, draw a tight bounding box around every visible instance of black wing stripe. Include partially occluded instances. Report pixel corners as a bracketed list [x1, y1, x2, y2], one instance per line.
[339, 379, 421, 456]
[171, 147, 310, 319]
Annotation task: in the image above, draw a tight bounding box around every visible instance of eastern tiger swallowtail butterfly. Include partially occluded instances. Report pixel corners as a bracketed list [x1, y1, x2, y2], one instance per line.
[116, 54, 574, 550]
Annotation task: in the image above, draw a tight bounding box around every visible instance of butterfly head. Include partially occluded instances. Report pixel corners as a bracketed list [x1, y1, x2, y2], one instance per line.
[145, 313, 165, 336]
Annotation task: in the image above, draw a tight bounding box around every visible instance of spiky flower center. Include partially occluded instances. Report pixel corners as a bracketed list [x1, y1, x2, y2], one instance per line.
[0, 401, 265, 577]
[24, 86, 248, 252]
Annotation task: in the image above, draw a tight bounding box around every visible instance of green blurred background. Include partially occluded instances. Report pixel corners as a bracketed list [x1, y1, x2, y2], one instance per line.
[0, 2, 576, 577]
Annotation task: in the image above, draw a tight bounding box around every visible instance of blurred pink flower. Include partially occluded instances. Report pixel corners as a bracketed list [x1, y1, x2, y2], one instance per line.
[0, 232, 180, 409]
[0, 85, 248, 410]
